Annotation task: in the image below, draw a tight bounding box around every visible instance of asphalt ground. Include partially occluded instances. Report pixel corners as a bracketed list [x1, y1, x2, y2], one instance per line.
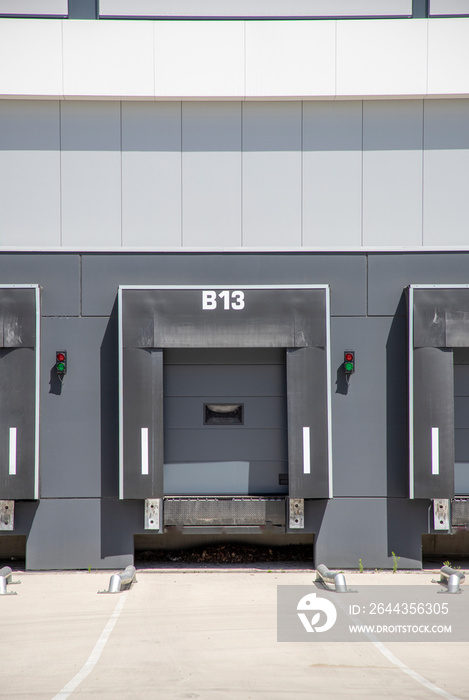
[1, 566, 468, 700]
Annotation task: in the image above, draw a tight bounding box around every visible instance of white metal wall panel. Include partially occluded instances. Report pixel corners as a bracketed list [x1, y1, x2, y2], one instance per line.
[336, 19, 427, 98]
[242, 103, 302, 247]
[182, 103, 242, 247]
[245, 21, 335, 99]
[0, 19, 63, 98]
[154, 21, 244, 99]
[122, 102, 182, 247]
[428, 19, 469, 96]
[63, 20, 154, 99]
[303, 101, 362, 247]
[1, 17, 469, 102]
[423, 99, 469, 246]
[363, 101, 423, 247]
[0, 101, 61, 246]
[61, 102, 121, 247]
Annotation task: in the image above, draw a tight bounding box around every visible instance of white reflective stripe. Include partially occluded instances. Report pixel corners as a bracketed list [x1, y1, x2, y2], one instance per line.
[432, 427, 439, 476]
[9, 428, 17, 475]
[303, 427, 310, 475]
[141, 428, 149, 475]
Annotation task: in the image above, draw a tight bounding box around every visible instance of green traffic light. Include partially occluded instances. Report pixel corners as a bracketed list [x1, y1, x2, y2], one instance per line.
[345, 362, 354, 372]
[56, 362, 65, 372]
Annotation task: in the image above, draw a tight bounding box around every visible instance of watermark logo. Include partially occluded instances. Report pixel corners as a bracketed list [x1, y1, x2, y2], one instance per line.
[297, 592, 337, 633]
[277, 585, 469, 643]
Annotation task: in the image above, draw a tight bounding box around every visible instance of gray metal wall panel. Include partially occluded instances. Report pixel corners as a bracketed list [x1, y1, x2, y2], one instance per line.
[182, 103, 242, 247]
[61, 102, 122, 247]
[0, 101, 61, 246]
[312, 497, 428, 570]
[82, 254, 366, 317]
[303, 102, 362, 247]
[26, 499, 102, 570]
[122, 348, 163, 499]
[368, 253, 469, 317]
[331, 316, 407, 498]
[0, 254, 80, 317]
[424, 100, 469, 246]
[122, 102, 182, 247]
[40, 317, 111, 498]
[242, 103, 302, 247]
[25, 498, 138, 570]
[363, 101, 423, 247]
[287, 347, 329, 498]
[413, 347, 454, 499]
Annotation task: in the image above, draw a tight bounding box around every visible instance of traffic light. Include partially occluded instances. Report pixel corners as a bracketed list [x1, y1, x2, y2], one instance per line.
[56, 350, 67, 378]
[344, 350, 355, 380]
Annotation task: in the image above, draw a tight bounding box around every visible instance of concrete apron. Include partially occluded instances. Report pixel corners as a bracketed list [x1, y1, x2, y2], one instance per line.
[0, 569, 467, 700]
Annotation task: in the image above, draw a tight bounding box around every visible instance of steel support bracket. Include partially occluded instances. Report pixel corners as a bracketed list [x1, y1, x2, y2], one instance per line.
[145, 498, 163, 531]
[289, 498, 304, 529]
[0, 501, 14, 531]
[433, 499, 450, 530]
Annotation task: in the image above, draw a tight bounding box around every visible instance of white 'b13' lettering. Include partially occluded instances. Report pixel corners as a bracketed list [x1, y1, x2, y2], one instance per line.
[202, 290, 245, 310]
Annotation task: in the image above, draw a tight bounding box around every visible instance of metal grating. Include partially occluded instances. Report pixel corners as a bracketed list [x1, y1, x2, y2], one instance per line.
[452, 499, 469, 527]
[164, 497, 285, 527]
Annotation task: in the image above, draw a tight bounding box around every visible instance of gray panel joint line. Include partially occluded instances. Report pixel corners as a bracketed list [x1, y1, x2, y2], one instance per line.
[0, 285, 41, 500]
[117, 284, 333, 501]
[408, 284, 469, 500]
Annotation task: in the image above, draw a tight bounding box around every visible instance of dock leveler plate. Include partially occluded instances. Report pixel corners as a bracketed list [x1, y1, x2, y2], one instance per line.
[118, 285, 332, 515]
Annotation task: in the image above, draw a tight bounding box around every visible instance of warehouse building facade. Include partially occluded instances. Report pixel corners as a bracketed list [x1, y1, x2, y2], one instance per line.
[1, 0, 469, 569]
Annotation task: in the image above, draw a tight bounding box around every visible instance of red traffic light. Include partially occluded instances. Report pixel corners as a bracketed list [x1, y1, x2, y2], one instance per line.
[344, 352, 353, 363]
[56, 353, 65, 363]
